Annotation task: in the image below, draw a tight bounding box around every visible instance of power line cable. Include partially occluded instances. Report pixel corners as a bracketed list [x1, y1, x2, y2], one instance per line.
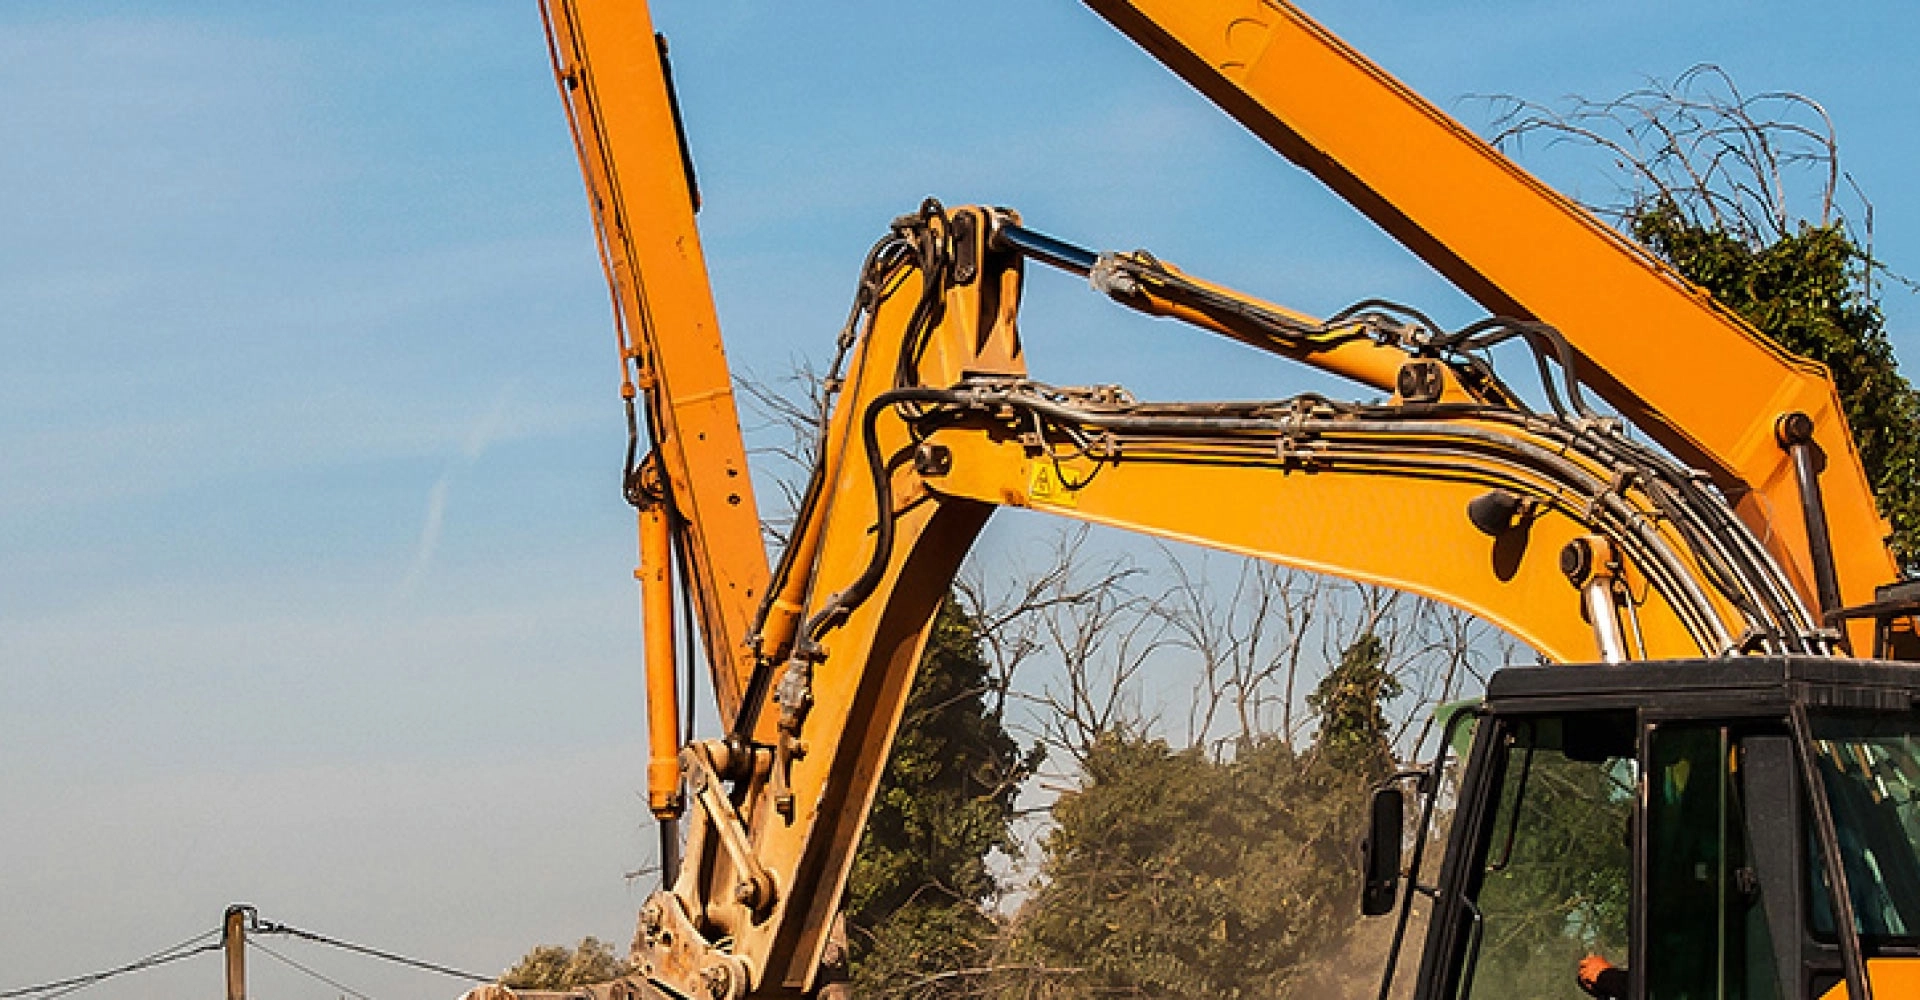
[3, 911, 498, 999]
[0, 930, 221, 999]
[37, 934, 220, 1000]
[251, 938, 376, 1000]
[253, 919, 494, 983]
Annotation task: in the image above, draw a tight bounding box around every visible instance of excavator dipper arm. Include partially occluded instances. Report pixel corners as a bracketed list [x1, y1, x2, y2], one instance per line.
[543, 0, 770, 729]
[1081, 0, 1900, 646]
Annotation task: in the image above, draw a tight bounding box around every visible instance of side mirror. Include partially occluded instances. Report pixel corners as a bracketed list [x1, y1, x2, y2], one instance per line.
[1361, 785, 1405, 916]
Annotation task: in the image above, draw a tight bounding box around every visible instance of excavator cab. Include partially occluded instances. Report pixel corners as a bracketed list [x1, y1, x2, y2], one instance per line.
[1374, 658, 1920, 1000]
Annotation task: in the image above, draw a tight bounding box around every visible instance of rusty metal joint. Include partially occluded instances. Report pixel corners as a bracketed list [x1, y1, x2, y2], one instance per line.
[681, 745, 776, 916]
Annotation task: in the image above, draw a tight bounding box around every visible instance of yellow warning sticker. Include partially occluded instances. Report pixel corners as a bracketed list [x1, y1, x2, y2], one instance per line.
[1027, 461, 1077, 508]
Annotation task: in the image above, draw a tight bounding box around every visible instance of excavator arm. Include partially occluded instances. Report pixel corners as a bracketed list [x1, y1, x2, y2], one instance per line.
[1081, 0, 1901, 645]
[532, 4, 1901, 998]
[544, 0, 769, 731]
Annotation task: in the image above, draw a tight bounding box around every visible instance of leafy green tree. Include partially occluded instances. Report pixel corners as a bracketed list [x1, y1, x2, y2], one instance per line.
[1631, 200, 1920, 570]
[844, 596, 1041, 993]
[501, 936, 629, 990]
[1015, 633, 1396, 999]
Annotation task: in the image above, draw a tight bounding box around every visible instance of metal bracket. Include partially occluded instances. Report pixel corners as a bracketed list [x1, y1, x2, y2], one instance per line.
[684, 742, 777, 917]
[951, 212, 979, 285]
[632, 891, 750, 1000]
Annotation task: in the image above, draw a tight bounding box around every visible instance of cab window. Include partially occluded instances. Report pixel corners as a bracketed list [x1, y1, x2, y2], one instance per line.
[1463, 713, 1636, 1000]
[1644, 724, 1780, 1000]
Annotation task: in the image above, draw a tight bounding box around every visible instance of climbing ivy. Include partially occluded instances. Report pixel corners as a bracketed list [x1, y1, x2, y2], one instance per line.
[1632, 199, 1920, 572]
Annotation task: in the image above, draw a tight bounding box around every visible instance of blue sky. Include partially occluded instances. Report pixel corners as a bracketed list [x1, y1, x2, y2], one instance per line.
[3, 1, 1917, 996]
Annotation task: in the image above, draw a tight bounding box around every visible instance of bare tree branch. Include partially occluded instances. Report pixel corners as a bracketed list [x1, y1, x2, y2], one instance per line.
[736, 361, 833, 548]
[1480, 64, 1847, 247]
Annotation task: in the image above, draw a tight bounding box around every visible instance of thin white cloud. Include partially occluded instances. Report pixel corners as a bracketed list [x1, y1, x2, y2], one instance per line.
[395, 475, 454, 603]
[393, 382, 517, 603]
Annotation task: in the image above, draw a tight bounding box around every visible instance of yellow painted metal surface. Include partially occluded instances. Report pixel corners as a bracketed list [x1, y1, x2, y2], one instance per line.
[674, 234, 1008, 993]
[639, 501, 681, 819]
[1818, 958, 1920, 999]
[1083, 0, 1899, 647]
[1118, 257, 1411, 395]
[935, 428, 1717, 664]
[543, 0, 769, 723]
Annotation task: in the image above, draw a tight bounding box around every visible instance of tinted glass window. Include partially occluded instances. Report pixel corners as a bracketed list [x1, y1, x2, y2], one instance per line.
[1645, 725, 1779, 1000]
[1463, 715, 1635, 1000]
[1809, 713, 1920, 942]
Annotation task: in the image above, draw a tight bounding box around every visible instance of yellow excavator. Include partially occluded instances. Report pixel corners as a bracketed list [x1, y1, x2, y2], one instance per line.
[527, 1, 1920, 998]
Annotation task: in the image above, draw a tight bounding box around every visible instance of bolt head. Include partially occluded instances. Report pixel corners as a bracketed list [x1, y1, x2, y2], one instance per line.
[702, 964, 735, 1000]
[1560, 537, 1595, 584]
[1776, 410, 1816, 447]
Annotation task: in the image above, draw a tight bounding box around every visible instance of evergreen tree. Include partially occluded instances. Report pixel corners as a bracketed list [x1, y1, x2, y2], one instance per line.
[1306, 631, 1399, 772]
[1489, 70, 1920, 573]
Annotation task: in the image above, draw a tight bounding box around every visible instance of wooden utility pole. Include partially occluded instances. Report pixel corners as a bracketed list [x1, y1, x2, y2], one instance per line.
[223, 904, 251, 1000]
